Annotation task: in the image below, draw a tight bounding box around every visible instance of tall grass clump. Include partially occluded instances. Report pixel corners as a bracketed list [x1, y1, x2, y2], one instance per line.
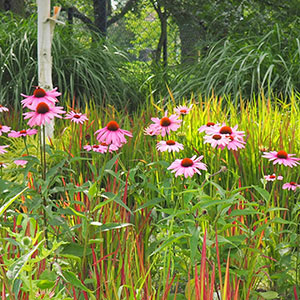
[166, 24, 300, 102]
[0, 12, 142, 111]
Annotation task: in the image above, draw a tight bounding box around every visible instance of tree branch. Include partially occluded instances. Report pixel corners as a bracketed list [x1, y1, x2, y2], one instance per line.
[107, 0, 138, 27]
[66, 6, 100, 33]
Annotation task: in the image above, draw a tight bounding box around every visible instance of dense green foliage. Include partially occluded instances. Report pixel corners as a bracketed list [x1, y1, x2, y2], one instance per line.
[0, 12, 143, 110]
[167, 25, 300, 101]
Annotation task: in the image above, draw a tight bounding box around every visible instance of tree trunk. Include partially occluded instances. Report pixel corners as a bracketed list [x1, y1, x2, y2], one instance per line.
[37, 0, 57, 138]
[156, 13, 168, 67]
[0, 0, 25, 16]
[177, 18, 201, 65]
[93, 0, 107, 37]
[168, 9, 203, 65]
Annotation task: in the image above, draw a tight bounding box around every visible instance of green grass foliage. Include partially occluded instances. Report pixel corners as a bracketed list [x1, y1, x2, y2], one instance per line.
[0, 12, 143, 111]
[166, 25, 300, 101]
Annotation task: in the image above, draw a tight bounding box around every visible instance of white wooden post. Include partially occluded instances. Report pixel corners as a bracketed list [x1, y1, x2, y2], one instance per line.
[37, 1, 61, 138]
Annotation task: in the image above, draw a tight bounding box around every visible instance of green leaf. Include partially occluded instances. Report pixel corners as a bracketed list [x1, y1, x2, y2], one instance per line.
[230, 209, 262, 217]
[209, 181, 226, 198]
[63, 271, 92, 293]
[7, 240, 43, 281]
[0, 187, 28, 217]
[150, 233, 188, 256]
[92, 198, 113, 212]
[266, 207, 288, 213]
[259, 291, 279, 299]
[134, 197, 164, 212]
[39, 270, 57, 281]
[104, 169, 125, 184]
[88, 238, 104, 244]
[190, 228, 199, 264]
[65, 206, 87, 220]
[88, 181, 98, 198]
[272, 217, 296, 225]
[104, 153, 121, 170]
[102, 192, 132, 214]
[37, 280, 55, 289]
[90, 222, 133, 232]
[61, 243, 92, 257]
[198, 198, 238, 209]
[70, 156, 92, 163]
[252, 185, 270, 202]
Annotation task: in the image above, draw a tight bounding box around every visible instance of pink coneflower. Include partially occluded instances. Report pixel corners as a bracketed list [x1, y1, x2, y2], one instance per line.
[14, 154, 28, 166]
[99, 142, 119, 153]
[95, 121, 132, 146]
[84, 143, 119, 153]
[262, 150, 300, 168]
[0, 105, 9, 112]
[23, 102, 65, 127]
[150, 111, 182, 137]
[0, 162, 8, 168]
[0, 124, 10, 135]
[282, 182, 299, 191]
[8, 129, 38, 138]
[205, 123, 246, 150]
[156, 140, 184, 152]
[206, 123, 245, 138]
[219, 135, 246, 151]
[174, 104, 193, 116]
[144, 124, 160, 136]
[167, 155, 207, 178]
[264, 174, 283, 181]
[65, 111, 88, 124]
[198, 122, 218, 133]
[0, 145, 9, 154]
[21, 87, 61, 109]
[83, 144, 103, 153]
[203, 134, 229, 148]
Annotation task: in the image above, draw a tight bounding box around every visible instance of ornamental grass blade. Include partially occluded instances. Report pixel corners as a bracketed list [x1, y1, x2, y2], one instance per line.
[294, 286, 299, 300]
[0, 187, 28, 217]
[200, 229, 207, 300]
[215, 230, 223, 295]
[222, 251, 231, 300]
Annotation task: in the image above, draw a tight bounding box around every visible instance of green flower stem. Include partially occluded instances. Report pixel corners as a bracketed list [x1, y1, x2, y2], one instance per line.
[23, 136, 30, 156]
[81, 150, 110, 276]
[41, 125, 49, 249]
